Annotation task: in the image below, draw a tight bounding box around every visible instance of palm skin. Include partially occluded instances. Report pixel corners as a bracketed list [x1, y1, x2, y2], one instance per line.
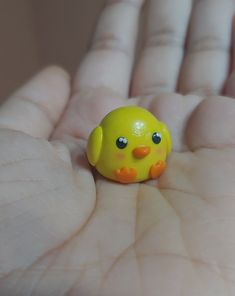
[1, 0, 235, 295]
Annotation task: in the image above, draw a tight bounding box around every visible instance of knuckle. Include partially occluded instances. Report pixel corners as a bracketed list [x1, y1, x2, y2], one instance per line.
[145, 29, 182, 49]
[188, 36, 228, 54]
[92, 33, 130, 57]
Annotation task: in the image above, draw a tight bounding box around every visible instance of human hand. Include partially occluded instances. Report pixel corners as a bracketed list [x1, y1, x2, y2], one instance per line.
[1, 0, 235, 295]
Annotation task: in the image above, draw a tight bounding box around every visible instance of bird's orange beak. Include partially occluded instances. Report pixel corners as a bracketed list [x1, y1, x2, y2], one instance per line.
[133, 146, 150, 159]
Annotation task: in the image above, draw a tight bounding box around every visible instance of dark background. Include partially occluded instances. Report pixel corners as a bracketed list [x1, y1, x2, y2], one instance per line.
[0, 0, 105, 101]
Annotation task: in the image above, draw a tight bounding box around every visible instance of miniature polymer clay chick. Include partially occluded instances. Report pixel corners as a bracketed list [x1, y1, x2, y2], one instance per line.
[86, 106, 172, 184]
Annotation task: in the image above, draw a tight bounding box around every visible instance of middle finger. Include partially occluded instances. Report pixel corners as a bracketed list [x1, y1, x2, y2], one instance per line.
[132, 0, 192, 97]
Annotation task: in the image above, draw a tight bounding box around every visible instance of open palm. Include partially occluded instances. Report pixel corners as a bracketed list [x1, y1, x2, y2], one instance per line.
[1, 0, 235, 295]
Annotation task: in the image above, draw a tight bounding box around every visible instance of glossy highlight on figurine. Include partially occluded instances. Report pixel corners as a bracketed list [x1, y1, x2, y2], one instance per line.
[86, 106, 172, 184]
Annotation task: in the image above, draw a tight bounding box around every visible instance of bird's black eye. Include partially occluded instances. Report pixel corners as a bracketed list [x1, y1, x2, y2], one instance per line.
[152, 132, 162, 144]
[116, 137, 128, 149]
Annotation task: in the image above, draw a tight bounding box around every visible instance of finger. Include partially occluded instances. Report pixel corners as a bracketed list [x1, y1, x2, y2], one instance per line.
[0, 66, 70, 139]
[54, 0, 144, 140]
[179, 0, 234, 95]
[73, 0, 144, 98]
[139, 93, 203, 152]
[186, 97, 235, 150]
[132, 0, 192, 97]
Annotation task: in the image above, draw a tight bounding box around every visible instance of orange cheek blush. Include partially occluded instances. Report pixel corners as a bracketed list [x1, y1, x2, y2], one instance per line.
[156, 147, 163, 155]
[116, 152, 126, 160]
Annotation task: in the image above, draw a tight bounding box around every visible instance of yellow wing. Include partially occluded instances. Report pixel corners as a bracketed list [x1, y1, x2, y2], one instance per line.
[86, 126, 103, 166]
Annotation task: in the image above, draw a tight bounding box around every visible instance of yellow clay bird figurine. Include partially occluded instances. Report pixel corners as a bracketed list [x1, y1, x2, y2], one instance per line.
[86, 106, 172, 184]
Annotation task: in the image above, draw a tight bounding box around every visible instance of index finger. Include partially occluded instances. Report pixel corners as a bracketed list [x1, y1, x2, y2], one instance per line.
[53, 0, 143, 140]
[74, 0, 144, 98]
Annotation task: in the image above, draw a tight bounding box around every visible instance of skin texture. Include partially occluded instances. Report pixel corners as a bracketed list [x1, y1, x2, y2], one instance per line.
[1, 0, 235, 295]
